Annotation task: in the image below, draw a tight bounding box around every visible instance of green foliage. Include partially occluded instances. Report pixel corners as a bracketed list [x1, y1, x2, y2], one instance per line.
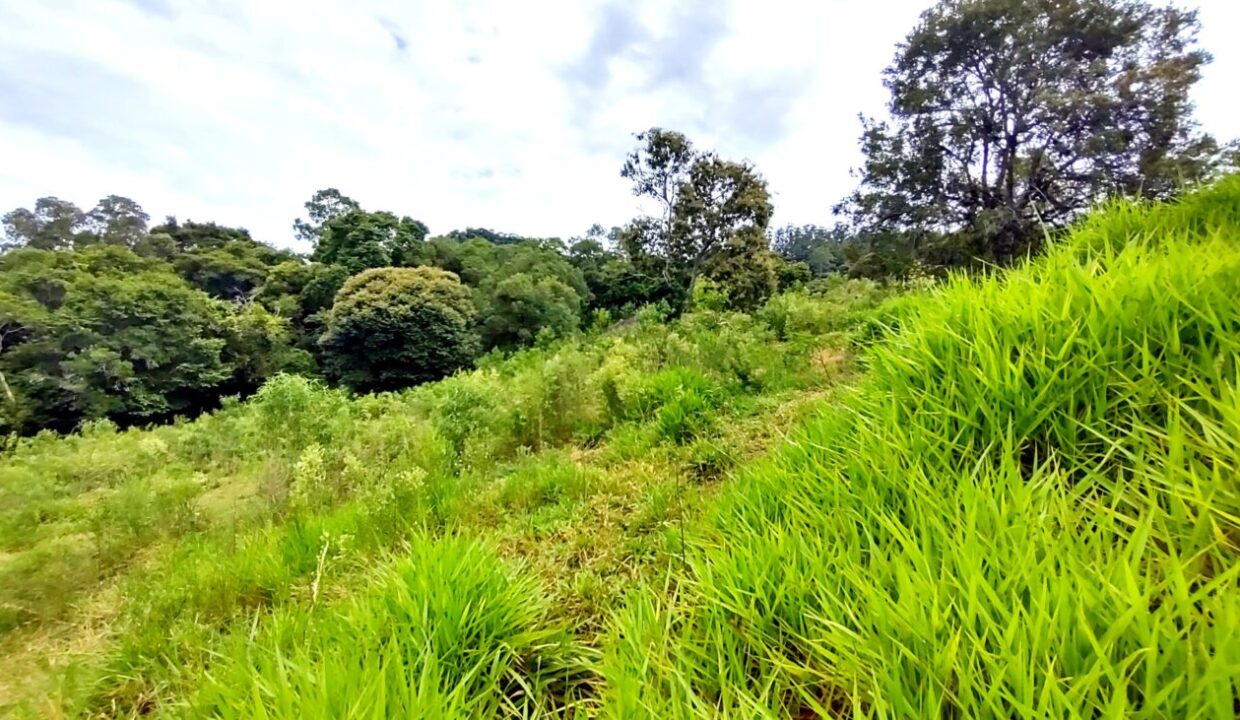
[222, 304, 315, 388]
[196, 535, 586, 718]
[1, 195, 150, 252]
[2, 197, 86, 251]
[620, 128, 778, 310]
[421, 236, 590, 350]
[482, 273, 582, 349]
[0, 265, 873, 715]
[320, 266, 479, 392]
[311, 209, 429, 273]
[569, 236, 683, 317]
[254, 260, 349, 351]
[292, 188, 361, 246]
[840, 0, 1224, 266]
[0, 247, 232, 432]
[600, 176, 1240, 718]
[0, 246, 303, 434]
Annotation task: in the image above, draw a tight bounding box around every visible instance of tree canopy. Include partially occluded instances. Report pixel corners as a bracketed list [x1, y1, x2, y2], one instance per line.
[319, 267, 479, 393]
[619, 129, 777, 310]
[0, 246, 299, 434]
[838, 0, 1225, 265]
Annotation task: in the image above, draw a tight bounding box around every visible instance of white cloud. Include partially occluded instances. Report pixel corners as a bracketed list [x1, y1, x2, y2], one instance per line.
[0, 0, 1237, 251]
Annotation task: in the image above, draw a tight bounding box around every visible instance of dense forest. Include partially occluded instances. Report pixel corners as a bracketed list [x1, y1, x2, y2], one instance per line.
[2, 0, 1239, 717]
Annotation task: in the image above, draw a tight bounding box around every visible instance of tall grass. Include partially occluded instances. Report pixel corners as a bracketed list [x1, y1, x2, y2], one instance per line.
[193, 535, 587, 718]
[0, 278, 892, 716]
[601, 177, 1240, 717]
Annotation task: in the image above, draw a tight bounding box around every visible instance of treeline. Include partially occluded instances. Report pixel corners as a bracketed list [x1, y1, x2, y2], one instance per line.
[2, 0, 1235, 435]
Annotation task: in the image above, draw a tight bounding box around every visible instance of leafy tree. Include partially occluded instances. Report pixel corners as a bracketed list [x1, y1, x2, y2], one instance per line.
[566, 232, 682, 315]
[132, 233, 179, 261]
[773, 258, 812, 291]
[444, 227, 527, 245]
[0, 247, 234, 432]
[839, 0, 1224, 264]
[173, 244, 273, 301]
[255, 261, 350, 353]
[416, 236, 593, 347]
[312, 210, 429, 273]
[293, 188, 361, 245]
[481, 273, 581, 349]
[150, 218, 262, 253]
[84, 195, 150, 247]
[319, 267, 478, 392]
[2, 197, 87, 251]
[222, 303, 315, 391]
[0, 288, 47, 428]
[620, 128, 777, 310]
[770, 224, 853, 276]
[144, 218, 295, 299]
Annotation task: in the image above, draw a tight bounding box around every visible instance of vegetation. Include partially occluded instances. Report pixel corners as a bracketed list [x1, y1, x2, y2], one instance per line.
[2, 0, 1238, 716]
[3, 171, 1238, 718]
[603, 176, 1240, 718]
[619, 128, 778, 311]
[793, 0, 1232, 278]
[320, 267, 479, 392]
[0, 274, 889, 716]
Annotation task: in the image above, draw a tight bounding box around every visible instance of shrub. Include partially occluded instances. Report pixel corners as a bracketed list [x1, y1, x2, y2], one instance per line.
[195, 535, 586, 718]
[320, 266, 479, 392]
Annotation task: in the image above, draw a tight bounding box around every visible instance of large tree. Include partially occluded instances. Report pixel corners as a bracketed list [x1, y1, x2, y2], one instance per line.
[2, 197, 87, 251]
[293, 188, 361, 245]
[770, 224, 853, 277]
[312, 210, 429, 274]
[480, 273, 581, 349]
[85, 195, 150, 248]
[620, 129, 776, 310]
[839, 0, 1224, 264]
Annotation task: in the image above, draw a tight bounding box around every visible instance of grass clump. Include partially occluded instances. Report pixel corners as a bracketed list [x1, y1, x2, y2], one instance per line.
[195, 534, 587, 718]
[600, 177, 1240, 718]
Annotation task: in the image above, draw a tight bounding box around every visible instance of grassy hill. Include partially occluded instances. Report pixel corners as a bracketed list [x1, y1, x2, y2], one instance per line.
[3, 177, 1239, 717]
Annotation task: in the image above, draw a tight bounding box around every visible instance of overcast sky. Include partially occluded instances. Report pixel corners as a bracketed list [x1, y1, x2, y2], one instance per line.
[2, 0, 1238, 252]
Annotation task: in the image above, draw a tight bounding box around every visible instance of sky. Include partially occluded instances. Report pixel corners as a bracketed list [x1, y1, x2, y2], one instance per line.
[1, 0, 1238, 252]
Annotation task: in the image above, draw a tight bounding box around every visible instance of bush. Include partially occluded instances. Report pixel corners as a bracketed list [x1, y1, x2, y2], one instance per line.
[481, 272, 582, 350]
[319, 266, 479, 392]
[196, 535, 586, 718]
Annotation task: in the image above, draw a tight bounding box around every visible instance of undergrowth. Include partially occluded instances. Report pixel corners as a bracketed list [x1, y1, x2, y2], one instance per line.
[3, 176, 1238, 718]
[600, 176, 1240, 718]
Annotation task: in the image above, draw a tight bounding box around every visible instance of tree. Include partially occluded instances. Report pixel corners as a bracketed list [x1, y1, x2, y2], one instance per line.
[770, 224, 853, 276]
[2, 197, 87, 251]
[0, 247, 236, 432]
[85, 195, 149, 247]
[145, 218, 295, 300]
[222, 303, 315, 391]
[444, 227, 527, 245]
[319, 267, 478, 393]
[620, 129, 777, 310]
[150, 218, 264, 253]
[293, 188, 361, 245]
[839, 0, 1223, 265]
[481, 273, 581, 349]
[174, 244, 273, 301]
[255, 261, 350, 353]
[312, 210, 429, 273]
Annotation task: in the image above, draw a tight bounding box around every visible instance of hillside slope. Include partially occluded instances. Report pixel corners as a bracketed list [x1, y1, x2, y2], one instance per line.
[0, 277, 892, 716]
[602, 177, 1240, 717]
[3, 178, 1240, 718]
